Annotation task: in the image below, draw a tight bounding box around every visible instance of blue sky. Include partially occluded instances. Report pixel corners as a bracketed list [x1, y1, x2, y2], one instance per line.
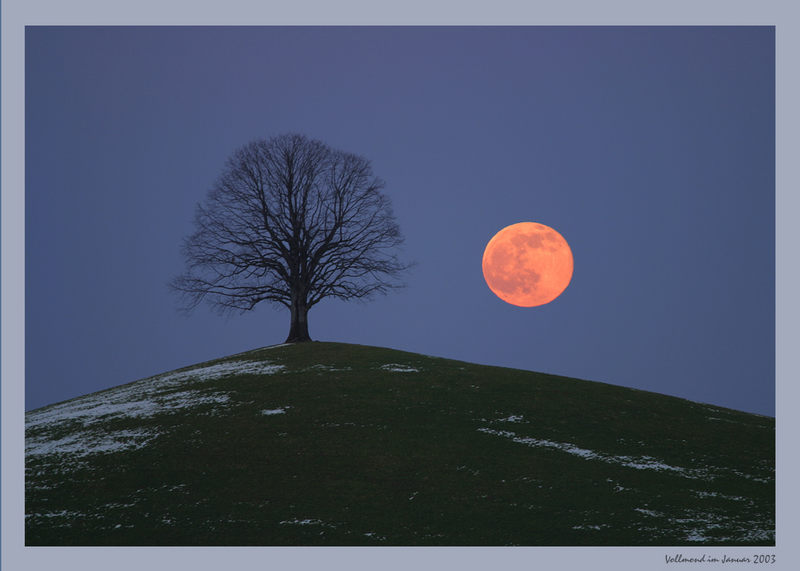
[25, 26, 774, 415]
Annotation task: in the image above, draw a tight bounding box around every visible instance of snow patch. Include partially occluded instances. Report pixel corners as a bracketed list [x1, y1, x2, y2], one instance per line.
[477, 427, 708, 479]
[162, 391, 231, 409]
[607, 479, 631, 492]
[27, 428, 157, 458]
[380, 364, 420, 373]
[694, 491, 749, 502]
[27, 388, 231, 433]
[27, 360, 282, 432]
[738, 528, 775, 542]
[496, 414, 527, 423]
[686, 531, 709, 542]
[729, 469, 772, 484]
[261, 408, 288, 416]
[26, 359, 284, 461]
[280, 518, 322, 526]
[26, 510, 81, 519]
[306, 364, 352, 372]
[707, 416, 749, 426]
[159, 360, 285, 382]
[634, 508, 663, 517]
[279, 517, 337, 528]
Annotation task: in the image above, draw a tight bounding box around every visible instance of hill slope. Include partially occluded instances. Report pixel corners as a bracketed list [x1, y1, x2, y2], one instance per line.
[25, 342, 774, 546]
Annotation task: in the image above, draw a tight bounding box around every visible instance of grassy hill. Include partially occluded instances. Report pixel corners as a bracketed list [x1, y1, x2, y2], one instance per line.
[25, 342, 774, 546]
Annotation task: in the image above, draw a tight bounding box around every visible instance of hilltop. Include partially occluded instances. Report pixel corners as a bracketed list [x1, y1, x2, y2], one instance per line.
[25, 342, 774, 545]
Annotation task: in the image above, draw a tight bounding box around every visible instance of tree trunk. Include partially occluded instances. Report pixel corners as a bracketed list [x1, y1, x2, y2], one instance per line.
[285, 295, 311, 343]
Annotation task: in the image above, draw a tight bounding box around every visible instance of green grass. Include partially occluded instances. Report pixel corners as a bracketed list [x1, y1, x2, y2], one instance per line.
[25, 342, 774, 546]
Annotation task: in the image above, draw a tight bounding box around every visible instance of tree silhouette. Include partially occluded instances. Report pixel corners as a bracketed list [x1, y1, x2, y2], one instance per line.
[171, 134, 410, 342]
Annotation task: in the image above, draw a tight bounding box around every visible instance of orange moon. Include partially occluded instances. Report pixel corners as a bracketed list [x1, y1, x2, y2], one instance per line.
[482, 222, 573, 307]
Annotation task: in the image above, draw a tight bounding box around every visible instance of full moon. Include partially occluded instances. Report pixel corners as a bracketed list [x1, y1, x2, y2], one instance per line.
[482, 222, 573, 307]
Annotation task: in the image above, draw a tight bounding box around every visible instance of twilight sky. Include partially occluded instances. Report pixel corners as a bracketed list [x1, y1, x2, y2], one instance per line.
[25, 26, 775, 415]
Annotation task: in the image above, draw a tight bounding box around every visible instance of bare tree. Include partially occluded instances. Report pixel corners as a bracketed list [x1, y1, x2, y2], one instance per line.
[171, 133, 410, 343]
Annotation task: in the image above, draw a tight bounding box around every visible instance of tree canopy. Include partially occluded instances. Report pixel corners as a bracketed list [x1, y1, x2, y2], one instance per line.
[171, 133, 410, 342]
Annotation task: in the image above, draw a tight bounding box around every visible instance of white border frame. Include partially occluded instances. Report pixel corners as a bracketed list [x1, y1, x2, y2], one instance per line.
[3, 2, 796, 569]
